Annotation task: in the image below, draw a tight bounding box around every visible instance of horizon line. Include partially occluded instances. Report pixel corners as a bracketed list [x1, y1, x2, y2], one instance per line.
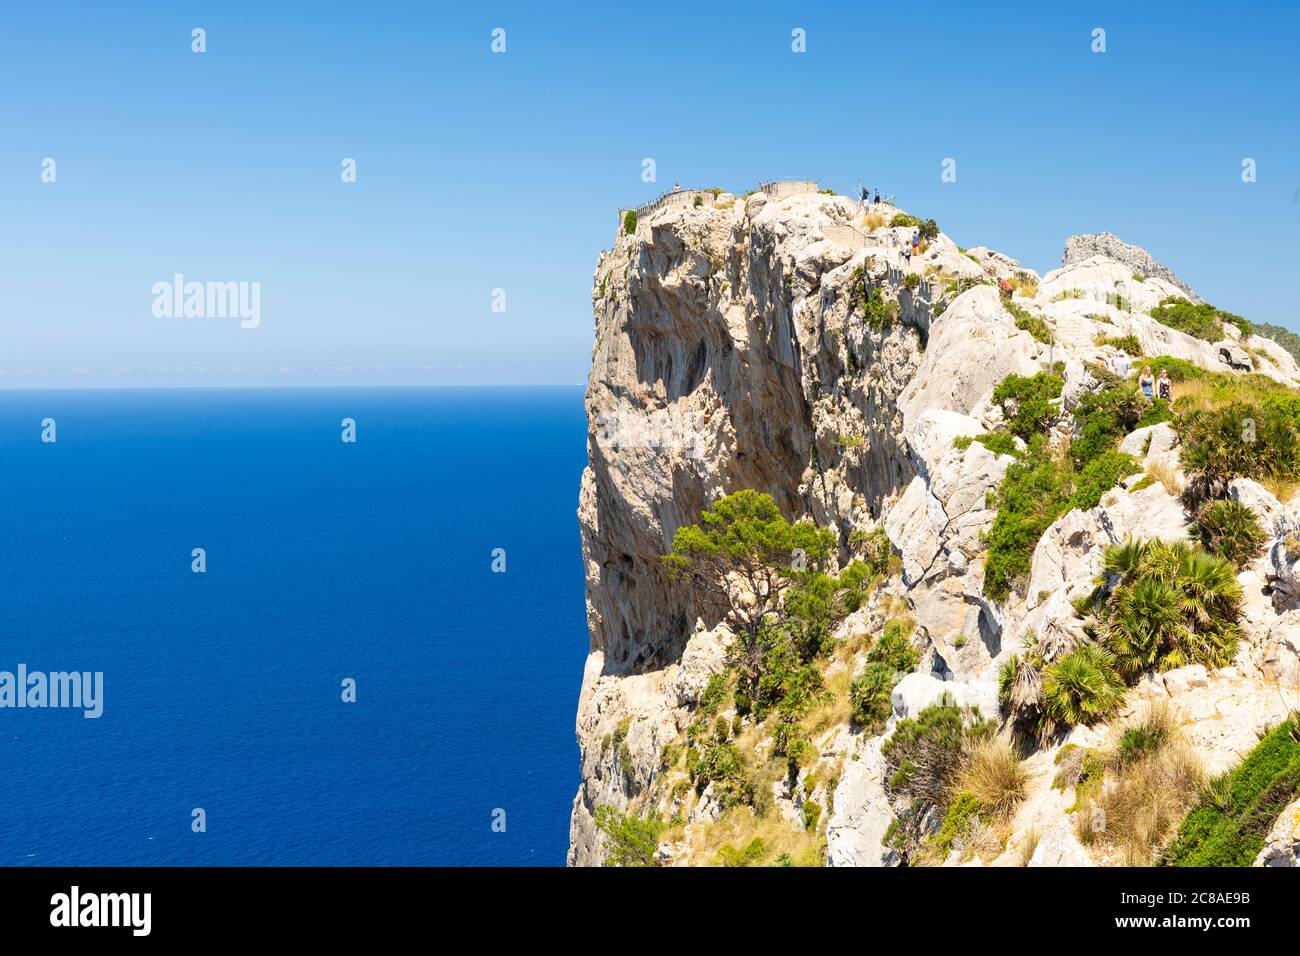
[0, 382, 587, 393]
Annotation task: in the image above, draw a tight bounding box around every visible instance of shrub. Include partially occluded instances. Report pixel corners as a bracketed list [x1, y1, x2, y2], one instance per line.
[882, 697, 993, 862]
[715, 837, 767, 867]
[925, 792, 982, 863]
[1163, 717, 1300, 866]
[982, 440, 1074, 601]
[801, 799, 822, 831]
[955, 431, 1020, 459]
[1102, 334, 1142, 354]
[890, 213, 922, 229]
[1042, 644, 1126, 726]
[849, 662, 897, 731]
[903, 273, 920, 291]
[959, 737, 1027, 819]
[1070, 382, 1148, 465]
[993, 372, 1064, 441]
[1142, 355, 1206, 383]
[863, 287, 894, 329]
[594, 805, 663, 866]
[1178, 401, 1300, 485]
[1003, 298, 1054, 344]
[622, 210, 637, 235]
[1096, 539, 1242, 675]
[1148, 297, 1244, 343]
[868, 618, 920, 673]
[1070, 450, 1139, 509]
[849, 527, 892, 577]
[1193, 499, 1267, 567]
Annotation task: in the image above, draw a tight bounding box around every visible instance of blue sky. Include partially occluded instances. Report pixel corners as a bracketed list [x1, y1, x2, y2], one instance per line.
[1, 1, 1297, 387]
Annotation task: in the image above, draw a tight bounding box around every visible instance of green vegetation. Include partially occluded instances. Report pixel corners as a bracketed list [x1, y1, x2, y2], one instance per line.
[888, 214, 938, 241]
[993, 372, 1064, 441]
[595, 805, 664, 866]
[623, 210, 637, 235]
[848, 619, 919, 732]
[999, 537, 1243, 737]
[869, 618, 921, 672]
[981, 370, 1159, 602]
[846, 267, 897, 330]
[982, 438, 1075, 601]
[1178, 399, 1300, 488]
[882, 696, 999, 862]
[664, 490, 836, 701]
[1101, 334, 1142, 354]
[1041, 644, 1126, 725]
[1192, 499, 1267, 568]
[849, 526, 894, 578]
[849, 663, 896, 731]
[801, 799, 822, 831]
[954, 432, 1021, 459]
[1148, 297, 1248, 342]
[1050, 288, 1085, 302]
[1073, 706, 1204, 864]
[1095, 538, 1243, 675]
[715, 837, 767, 866]
[1163, 716, 1300, 866]
[1002, 297, 1054, 344]
[903, 273, 920, 291]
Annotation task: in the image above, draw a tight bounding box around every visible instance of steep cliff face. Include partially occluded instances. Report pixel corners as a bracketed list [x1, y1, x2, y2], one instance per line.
[570, 186, 1300, 867]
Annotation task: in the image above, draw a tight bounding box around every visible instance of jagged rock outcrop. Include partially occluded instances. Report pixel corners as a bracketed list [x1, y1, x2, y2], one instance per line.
[572, 186, 1300, 866]
[1062, 232, 1201, 302]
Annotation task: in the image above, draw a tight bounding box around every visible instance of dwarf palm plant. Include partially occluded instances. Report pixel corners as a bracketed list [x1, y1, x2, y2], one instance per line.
[1042, 644, 1126, 726]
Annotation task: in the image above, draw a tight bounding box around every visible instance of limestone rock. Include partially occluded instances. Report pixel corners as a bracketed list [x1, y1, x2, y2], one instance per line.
[1061, 232, 1200, 302]
[1255, 798, 1300, 866]
[827, 740, 896, 867]
[891, 672, 999, 721]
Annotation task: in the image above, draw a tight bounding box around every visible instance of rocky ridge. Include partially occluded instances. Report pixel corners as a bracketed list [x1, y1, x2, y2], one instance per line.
[570, 184, 1300, 867]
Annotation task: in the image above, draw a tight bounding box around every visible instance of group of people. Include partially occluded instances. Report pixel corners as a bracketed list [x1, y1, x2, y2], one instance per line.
[1112, 351, 1172, 401]
[860, 186, 882, 204]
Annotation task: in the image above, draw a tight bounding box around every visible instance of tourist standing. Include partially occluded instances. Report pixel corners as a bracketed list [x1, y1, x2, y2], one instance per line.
[1113, 351, 1131, 379]
[1138, 366, 1155, 400]
[1157, 368, 1172, 401]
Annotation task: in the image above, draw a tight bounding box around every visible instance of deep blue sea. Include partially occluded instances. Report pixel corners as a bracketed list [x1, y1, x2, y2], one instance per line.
[0, 387, 587, 866]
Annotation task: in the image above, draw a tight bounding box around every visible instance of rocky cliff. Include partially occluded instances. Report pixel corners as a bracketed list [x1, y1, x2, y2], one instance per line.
[569, 184, 1300, 867]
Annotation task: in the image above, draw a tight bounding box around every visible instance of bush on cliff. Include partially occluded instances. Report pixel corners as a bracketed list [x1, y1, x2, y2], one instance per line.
[594, 805, 663, 866]
[993, 372, 1064, 441]
[664, 490, 835, 700]
[1096, 538, 1242, 675]
[1162, 715, 1300, 866]
[1192, 499, 1267, 568]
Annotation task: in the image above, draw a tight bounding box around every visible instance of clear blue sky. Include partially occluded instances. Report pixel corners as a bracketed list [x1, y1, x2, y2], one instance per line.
[2, 1, 1297, 387]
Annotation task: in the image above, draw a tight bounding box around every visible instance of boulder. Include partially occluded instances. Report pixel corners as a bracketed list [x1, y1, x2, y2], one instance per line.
[1255, 797, 1300, 866]
[827, 741, 896, 867]
[891, 672, 999, 721]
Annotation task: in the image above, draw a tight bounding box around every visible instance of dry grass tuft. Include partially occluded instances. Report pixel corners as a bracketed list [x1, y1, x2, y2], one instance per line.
[1145, 459, 1183, 496]
[959, 737, 1028, 820]
[1074, 704, 1204, 864]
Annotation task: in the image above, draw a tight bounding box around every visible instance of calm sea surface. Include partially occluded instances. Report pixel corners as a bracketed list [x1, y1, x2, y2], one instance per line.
[0, 386, 587, 865]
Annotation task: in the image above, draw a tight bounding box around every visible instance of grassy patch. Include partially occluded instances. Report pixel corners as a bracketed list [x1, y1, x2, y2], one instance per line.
[1162, 716, 1300, 866]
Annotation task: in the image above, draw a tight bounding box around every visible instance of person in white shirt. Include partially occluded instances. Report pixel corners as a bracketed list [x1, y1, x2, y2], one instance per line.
[1113, 351, 1131, 378]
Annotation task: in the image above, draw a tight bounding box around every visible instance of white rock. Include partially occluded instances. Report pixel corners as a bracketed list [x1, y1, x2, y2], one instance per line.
[891, 672, 999, 721]
[1255, 797, 1300, 866]
[827, 741, 896, 867]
